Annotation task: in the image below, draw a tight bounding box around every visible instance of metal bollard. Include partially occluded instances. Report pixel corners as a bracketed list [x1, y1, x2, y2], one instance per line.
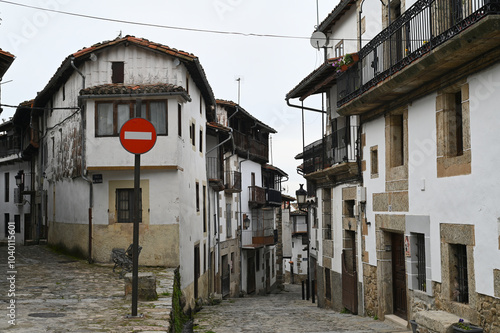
[302, 280, 305, 300]
[312, 280, 315, 303]
[306, 279, 310, 300]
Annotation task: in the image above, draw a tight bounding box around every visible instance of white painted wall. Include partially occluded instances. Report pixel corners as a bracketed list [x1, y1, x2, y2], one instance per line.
[362, 63, 500, 297]
[327, 7, 359, 58]
[362, 116, 386, 267]
[39, 42, 210, 294]
[0, 162, 31, 244]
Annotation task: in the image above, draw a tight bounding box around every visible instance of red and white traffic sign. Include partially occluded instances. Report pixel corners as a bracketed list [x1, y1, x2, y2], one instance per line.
[120, 118, 157, 154]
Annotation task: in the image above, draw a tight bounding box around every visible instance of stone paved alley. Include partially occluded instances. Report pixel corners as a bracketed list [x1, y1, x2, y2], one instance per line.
[0, 245, 174, 333]
[1, 245, 411, 333]
[193, 284, 411, 333]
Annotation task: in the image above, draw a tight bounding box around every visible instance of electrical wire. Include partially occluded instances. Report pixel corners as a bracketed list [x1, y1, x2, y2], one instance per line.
[0, 0, 497, 43]
[0, 0, 310, 40]
[1, 104, 80, 110]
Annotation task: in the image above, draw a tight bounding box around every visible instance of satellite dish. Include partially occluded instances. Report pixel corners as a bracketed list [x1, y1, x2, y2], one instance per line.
[310, 31, 327, 50]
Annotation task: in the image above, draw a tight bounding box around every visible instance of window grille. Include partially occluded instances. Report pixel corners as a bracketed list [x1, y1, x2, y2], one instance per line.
[453, 244, 469, 303]
[416, 233, 426, 291]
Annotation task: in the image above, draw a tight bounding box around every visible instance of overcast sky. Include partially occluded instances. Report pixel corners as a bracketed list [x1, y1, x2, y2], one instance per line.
[0, 0, 333, 196]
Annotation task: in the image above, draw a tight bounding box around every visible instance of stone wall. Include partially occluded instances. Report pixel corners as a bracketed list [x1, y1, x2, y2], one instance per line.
[415, 281, 500, 333]
[363, 263, 378, 317]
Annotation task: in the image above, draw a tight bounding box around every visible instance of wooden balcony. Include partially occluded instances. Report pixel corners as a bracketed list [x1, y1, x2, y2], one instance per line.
[233, 130, 269, 163]
[224, 170, 242, 193]
[248, 186, 266, 208]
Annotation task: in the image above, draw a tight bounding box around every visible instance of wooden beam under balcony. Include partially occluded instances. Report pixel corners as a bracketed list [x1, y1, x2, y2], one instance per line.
[252, 235, 275, 246]
[304, 161, 358, 186]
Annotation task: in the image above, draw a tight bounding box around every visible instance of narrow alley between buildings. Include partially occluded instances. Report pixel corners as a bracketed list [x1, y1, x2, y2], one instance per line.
[193, 283, 411, 333]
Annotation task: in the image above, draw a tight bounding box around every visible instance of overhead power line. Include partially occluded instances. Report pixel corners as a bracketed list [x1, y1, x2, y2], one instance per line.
[0, 0, 311, 40]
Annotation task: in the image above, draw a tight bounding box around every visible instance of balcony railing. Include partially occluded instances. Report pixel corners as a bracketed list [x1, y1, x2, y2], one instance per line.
[338, 0, 500, 107]
[206, 157, 221, 180]
[233, 130, 269, 163]
[0, 136, 21, 158]
[224, 170, 242, 193]
[248, 186, 266, 207]
[302, 125, 358, 175]
[244, 208, 275, 246]
[266, 188, 282, 206]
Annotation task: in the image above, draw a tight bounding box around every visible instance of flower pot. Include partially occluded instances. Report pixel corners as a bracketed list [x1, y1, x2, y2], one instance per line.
[453, 324, 483, 333]
[352, 53, 359, 62]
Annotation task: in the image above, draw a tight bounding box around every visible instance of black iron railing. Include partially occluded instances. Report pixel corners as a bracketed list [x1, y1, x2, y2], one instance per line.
[416, 233, 427, 292]
[266, 188, 282, 206]
[338, 0, 500, 106]
[302, 125, 358, 175]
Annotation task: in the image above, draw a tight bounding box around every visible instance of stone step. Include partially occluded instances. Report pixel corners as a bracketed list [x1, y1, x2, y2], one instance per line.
[385, 314, 409, 330]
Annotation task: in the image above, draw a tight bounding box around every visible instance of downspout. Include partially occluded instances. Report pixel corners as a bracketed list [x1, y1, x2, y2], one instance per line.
[71, 57, 94, 264]
[286, 98, 326, 114]
[206, 128, 232, 295]
[238, 151, 250, 294]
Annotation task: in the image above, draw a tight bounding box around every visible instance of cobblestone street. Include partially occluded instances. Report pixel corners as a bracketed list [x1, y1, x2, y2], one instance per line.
[194, 284, 411, 333]
[0, 245, 174, 333]
[1, 245, 412, 333]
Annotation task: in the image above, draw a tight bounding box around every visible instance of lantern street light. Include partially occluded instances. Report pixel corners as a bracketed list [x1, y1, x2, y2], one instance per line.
[243, 215, 251, 230]
[295, 184, 307, 209]
[296, 184, 312, 302]
[15, 170, 24, 192]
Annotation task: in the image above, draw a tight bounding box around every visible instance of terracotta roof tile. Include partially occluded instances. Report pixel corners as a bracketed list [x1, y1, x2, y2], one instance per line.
[73, 35, 197, 61]
[0, 49, 15, 59]
[216, 99, 277, 134]
[80, 83, 186, 96]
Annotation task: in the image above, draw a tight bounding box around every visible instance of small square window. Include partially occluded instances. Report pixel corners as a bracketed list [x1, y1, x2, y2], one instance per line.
[371, 146, 378, 176]
[112, 62, 124, 84]
[116, 189, 142, 223]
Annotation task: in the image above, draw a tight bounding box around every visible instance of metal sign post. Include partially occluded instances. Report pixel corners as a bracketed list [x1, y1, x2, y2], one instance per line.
[119, 108, 157, 317]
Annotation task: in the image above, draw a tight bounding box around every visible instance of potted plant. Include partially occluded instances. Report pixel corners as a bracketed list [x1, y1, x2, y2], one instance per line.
[453, 319, 483, 332]
[332, 53, 360, 73]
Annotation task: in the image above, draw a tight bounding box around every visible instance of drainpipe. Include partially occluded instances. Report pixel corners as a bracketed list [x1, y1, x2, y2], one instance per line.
[206, 129, 233, 296]
[71, 57, 94, 263]
[238, 151, 250, 294]
[286, 98, 326, 114]
[206, 128, 233, 155]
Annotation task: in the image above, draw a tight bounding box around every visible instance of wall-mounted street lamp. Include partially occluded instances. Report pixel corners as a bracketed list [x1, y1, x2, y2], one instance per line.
[295, 184, 307, 209]
[15, 170, 24, 189]
[296, 184, 312, 302]
[243, 214, 251, 230]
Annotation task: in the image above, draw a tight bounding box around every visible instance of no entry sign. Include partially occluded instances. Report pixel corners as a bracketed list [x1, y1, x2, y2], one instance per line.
[120, 118, 157, 154]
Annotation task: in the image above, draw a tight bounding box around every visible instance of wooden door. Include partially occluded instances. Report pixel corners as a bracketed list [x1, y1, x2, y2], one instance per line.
[194, 245, 200, 299]
[392, 233, 407, 319]
[247, 252, 256, 294]
[342, 231, 358, 314]
[221, 254, 230, 297]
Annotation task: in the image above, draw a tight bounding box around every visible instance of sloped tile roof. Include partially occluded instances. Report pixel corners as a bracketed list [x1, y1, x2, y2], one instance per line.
[0, 48, 15, 79]
[317, 0, 357, 34]
[34, 36, 216, 115]
[216, 99, 277, 134]
[286, 57, 341, 101]
[80, 83, 187, 96]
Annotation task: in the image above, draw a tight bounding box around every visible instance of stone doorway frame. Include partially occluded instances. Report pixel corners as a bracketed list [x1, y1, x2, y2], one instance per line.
[375, 214, 408, 320]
